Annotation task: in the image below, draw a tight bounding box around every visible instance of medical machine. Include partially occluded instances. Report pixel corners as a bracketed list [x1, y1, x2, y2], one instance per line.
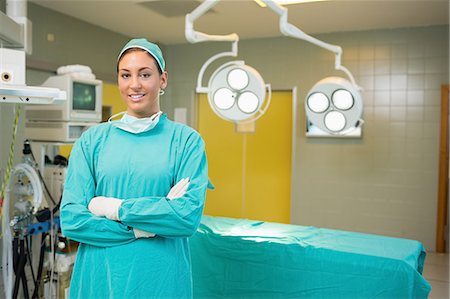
[24, 70, 102, 142]
[1, 1, 72, 298]
[0, 48, 66, 105]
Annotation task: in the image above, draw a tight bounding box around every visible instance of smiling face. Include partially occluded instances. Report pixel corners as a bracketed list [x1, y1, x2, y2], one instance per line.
[117, 49, 168, 118]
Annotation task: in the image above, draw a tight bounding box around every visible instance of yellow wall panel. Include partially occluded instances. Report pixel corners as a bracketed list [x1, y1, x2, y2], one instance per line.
[245, 91, 292, 223]
[102, 82, 127, 116]
[198, 95, 244, 218]
[198, 91, 292, 223]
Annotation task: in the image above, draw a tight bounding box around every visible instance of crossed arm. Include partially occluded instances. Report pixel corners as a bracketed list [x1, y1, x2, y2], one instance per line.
[60, 132, 208, 247]
[88, 178, 190, 238]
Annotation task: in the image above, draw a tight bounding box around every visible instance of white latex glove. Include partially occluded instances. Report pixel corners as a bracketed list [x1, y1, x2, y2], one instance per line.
[88, 196, 123, 221]
[134, 228, 155, 238]
[167, 178, 190, 200]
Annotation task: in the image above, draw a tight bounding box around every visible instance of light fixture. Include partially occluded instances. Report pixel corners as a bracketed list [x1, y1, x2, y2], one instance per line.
[186, 0, 272, 126]
[305, 77, 363, 136]
[263, 0, 363, 137]
[186, 0, 362, 136]
[208, 61, 270, 122]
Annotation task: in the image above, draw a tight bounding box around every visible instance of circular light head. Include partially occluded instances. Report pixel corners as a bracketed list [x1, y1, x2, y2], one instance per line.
[213, 88, 234, 110]
[227, 68, 249, 90]
[208, 61, 266, 122]
[237, 92, 259, 114]
[324, 111, 346, 132]
[307, 92, 329, 113]
[332, 89, 354, 110]
[305, 77, 363, 135]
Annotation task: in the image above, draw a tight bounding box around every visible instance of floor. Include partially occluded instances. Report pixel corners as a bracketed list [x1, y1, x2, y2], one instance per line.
[423, 252, 449, 299]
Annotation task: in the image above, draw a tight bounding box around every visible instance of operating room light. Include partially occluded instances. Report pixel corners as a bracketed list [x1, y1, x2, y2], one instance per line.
[208, 61, 269, 122]
[186, 0, 361, 134]
[185, 1, 272, 128]
[305, 77, 363, 136]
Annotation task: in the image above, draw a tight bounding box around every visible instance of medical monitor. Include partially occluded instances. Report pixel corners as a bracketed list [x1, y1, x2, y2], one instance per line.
[73, 82, 97, 111]
[25, 74, 102, 123]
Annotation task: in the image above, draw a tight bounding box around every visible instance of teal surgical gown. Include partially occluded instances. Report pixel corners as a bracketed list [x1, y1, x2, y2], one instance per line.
[60, 114, 208, 299]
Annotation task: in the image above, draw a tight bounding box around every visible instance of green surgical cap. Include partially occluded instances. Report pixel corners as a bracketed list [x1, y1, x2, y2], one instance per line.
[118, 38, 165, 72]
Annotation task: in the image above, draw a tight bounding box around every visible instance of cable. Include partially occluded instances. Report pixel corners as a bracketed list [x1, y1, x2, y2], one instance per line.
[49, 211, 56, 299]
[25, 236, 37, 293]
[0, 105, 22, 299]
[0, 105, 22, 199]
[31, 233, 47, 299]
[12, 238, 28, 299]
[12, 238, 19, 299]
[3, 170, 15, 299]
[1, 104, 22, 219]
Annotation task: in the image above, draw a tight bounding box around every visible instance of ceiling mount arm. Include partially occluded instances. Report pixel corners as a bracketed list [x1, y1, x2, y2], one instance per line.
[263, 0, 358, 87]
[185, 0, 240, 92]
[185, 0, 239, 44]
[195, 41, 238, 93]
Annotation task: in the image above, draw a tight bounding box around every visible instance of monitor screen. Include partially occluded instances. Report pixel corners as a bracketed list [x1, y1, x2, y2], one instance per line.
[72, 82, 96, 111]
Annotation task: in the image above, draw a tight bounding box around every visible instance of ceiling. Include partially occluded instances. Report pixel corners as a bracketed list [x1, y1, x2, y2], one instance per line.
[30, 0, 449, 45]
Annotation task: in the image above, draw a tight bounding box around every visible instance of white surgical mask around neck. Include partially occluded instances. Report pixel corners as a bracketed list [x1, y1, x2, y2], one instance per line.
[108, 111, 163, 134]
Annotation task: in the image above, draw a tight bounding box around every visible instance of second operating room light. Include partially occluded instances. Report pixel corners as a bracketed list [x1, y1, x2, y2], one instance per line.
[306, 76, 363, 135]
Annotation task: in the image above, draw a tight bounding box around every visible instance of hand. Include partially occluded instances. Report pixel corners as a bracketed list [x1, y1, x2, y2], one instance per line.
[134, 228, 155, 238]
[166, 178, 190, 200]
[88, 196, 123, 221]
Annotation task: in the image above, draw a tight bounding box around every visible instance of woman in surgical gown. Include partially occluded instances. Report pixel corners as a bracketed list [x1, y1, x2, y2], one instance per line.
[60, 38, 208, 299]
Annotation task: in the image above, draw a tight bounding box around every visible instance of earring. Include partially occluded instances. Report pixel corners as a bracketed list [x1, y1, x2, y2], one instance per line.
[159, 89, 165, 96]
